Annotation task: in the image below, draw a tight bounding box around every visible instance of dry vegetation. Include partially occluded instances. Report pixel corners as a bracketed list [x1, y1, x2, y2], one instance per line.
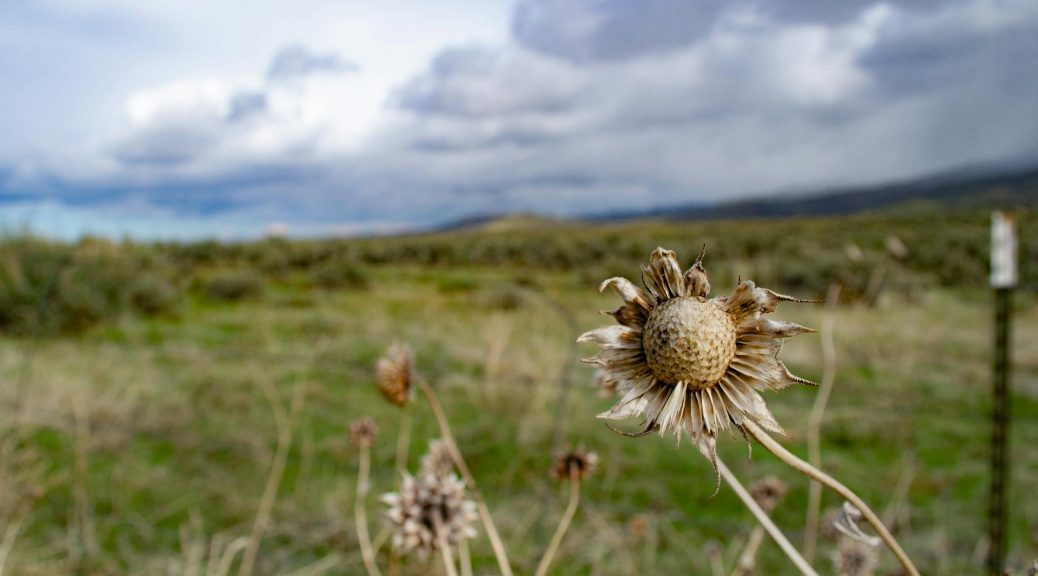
[0, 207, 1036, 574]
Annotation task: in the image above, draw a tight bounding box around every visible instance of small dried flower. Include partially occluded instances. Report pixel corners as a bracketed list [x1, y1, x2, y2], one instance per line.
[382, 472, 478, 558]
[551, 446, 598, 481]
[376, 341, 415, 406]
[832, 538, 878, 576]
[821, 507, 843, 541]
[885, 235, 908, 260]
[348, 417, 377, 449]
[578, 246, 816, 481]
[844, 243, 865, 263]
[419, 439, 454, 478]
[748, 475, 787, 514]
[592, 368, 620, 398]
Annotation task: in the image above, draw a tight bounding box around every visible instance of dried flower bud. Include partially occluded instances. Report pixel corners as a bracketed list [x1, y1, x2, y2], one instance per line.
[885, 235, 908, 260]
[748, 475, 787, 514]
[419, 439, 454, 478]
[348, 417, 377, 449]
[551, 446, 598, 482]
[832, 538, 878, 576]
[376, 341, 415, 407]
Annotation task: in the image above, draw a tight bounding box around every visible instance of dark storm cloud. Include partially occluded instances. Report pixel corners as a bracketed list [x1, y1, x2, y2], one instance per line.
[266, 45, 358, 81]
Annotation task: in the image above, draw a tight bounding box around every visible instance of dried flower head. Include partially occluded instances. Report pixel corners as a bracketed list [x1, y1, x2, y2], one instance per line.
[592, 368, 620, 398]
[376, 341, 415, 406]
[419, 439, 454, 478]
[748, 475, 788, 514]
[382, 472, 478, 558]
[551, 446, 599, 481]
[832, 538, 879, 576]
[578, 246, 816, 479]
[348, 417, 377, 449]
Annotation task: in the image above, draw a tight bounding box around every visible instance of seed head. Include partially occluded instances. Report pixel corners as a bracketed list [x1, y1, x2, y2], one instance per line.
[420, 439, 455, 478]
[348, 417, 377, 449]
[748, 475, 787, 514]
[832, 538, 878, 576]
[376, 341, 415, 407]
[579, 246, 817, 483]
[551, 446, 598, 482]
[382, 472, 478, 558]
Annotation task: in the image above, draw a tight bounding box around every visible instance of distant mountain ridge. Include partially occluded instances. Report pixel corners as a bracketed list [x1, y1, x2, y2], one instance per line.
[440, 164, 1038, 232]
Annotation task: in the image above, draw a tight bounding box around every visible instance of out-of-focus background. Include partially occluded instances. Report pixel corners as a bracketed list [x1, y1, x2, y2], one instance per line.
[1, 1, 1036, 574]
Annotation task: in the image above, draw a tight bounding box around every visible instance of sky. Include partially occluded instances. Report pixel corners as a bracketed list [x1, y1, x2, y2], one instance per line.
[1, 0, 1037, 239]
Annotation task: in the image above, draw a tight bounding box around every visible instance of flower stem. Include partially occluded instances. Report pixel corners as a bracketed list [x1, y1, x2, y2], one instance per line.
[395, 406, 412, 479]
[742, 420, 920, 576]
[355, 445, 383, 576]
[730, 525, 765, 576]
[432, 513, 459, 576]
[535, 472, 581, 576]
[417, 376, 513, 576]
[716, 457, 818, 576]
[804, 281, 841, 562]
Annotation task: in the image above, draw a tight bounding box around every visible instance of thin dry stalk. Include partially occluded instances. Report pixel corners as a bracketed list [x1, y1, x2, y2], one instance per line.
[0, 493, 35, 576]
[212, 537, 249, 576]
[416, 377, 513, 576]
[716, 457, 818, 576]
[535, 471, 581, 576]
[731, 526, 766, 576]
[238, 368, 307, 576]
[742, 420, 919, 576]
[804, 281, 841, 562]
[458, 536, 473, 576]
[355, 445, 382, 576]
[432, 513, 459, 576]
[394, 407, 413, 479]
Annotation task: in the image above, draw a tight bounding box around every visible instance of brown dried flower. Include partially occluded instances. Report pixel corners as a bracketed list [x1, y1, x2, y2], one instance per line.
[348, 417, 377, 449]
[551, 446, 599, 482]
[578, 246, 816, 478]
[382, 472, 478, 558]
[376, 341, 415, 407]
[748, 475, 788, 514]
[832, 538, 878, 576]
[419, 439, 454, 478]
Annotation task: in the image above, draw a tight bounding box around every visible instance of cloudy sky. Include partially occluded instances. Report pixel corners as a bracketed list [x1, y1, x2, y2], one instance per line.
[2, 0, 1037, 238]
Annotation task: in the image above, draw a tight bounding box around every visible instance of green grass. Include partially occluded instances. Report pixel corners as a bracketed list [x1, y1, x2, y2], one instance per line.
[0, 213, 1037, 574]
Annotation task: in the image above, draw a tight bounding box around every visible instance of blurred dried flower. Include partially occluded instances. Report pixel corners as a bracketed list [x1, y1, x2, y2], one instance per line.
[348, 417, 377, 449]
[885, 235, 908, 260]
[592, 368, 619, 398]
[832, 538, 878, 576]
[748, 475, 788, 514]
[834, 502, 881, 546]
[844, 243, 865, 263]
[550, 446, 598, 482]
[579, 246, 816, 479]
[376, 341, 415, 406]
[821, 507, 843, 541]
[382, 472, 478, 558]
[419, 438, 454, 478]
[626, 514, 648, 539]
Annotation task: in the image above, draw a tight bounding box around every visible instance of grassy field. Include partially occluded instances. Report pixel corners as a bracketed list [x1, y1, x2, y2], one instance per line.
[1, 210, 1037, 574]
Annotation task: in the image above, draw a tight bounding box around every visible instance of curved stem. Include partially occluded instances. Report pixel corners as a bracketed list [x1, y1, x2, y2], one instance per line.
[742, 420, 920, 576]
[535, 474, 581, 576]
[716, 457, 818, 576]
[417, 377, 513, 576]
[804, 281, 841, 562]
[355, 445, 382, 576]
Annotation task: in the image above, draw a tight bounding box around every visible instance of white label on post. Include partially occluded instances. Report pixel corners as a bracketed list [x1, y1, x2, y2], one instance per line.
[991, 211, 1017, 288]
